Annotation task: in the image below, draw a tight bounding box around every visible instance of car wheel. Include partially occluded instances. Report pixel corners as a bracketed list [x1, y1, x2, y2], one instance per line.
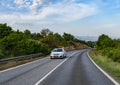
[50, 56, 53, 59]
[64, 55, 66, 58]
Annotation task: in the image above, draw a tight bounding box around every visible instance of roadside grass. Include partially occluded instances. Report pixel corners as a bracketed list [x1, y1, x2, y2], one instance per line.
[89, 49, 120, 83]
[0, 56, 45, 71]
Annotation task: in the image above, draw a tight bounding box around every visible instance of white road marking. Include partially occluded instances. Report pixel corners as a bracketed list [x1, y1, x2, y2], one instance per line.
[34, 58, 68, 85]
[34, 50, 79, 85]
[87, 51, 119, 85]
[0, 57, 49, 73]
[0, 51, 77, 73]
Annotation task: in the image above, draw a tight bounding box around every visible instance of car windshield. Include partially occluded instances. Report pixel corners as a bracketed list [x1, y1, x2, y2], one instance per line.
[52, 48, 63, 52]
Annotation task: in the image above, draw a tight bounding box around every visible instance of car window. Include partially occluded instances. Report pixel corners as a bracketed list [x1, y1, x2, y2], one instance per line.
[53, 48, 63, 52]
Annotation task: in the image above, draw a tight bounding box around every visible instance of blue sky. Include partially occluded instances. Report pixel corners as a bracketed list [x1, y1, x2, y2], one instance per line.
[0, 0, 120, 38]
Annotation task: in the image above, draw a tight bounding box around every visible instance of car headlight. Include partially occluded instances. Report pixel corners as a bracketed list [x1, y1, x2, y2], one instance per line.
[50, 53, 53, 56]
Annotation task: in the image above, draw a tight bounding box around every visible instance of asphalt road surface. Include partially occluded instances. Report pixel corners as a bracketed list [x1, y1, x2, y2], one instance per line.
[0, 49, 117, 85]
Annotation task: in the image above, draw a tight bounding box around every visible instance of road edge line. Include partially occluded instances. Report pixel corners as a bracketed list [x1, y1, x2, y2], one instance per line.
[0, 51, 76, 73]
[87, 51, 119, 85]
[34, 50, 79, 85]
[34, 58, 68, 85]
[0, 57, 48, 73]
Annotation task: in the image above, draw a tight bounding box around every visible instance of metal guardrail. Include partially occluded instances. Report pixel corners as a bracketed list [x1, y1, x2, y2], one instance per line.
[0, 53, 44, 64]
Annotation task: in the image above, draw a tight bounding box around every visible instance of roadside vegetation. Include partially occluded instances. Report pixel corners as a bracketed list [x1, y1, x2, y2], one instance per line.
[96, 34, 120, 63]
[0, 23, 89, 59]
[90, 34, 120, 82]
[90, 50, 120, 82]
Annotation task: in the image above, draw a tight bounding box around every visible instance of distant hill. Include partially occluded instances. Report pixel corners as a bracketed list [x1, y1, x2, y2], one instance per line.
[76, 36, 98, 41]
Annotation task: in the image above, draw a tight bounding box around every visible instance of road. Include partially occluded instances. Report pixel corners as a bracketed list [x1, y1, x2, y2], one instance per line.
[0, 49, 117, 85]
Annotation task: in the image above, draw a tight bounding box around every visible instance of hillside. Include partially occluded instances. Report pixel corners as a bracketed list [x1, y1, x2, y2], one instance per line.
[0, 23, 90, 59]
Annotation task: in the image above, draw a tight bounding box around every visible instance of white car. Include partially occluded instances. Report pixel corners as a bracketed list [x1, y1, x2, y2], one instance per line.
[50, 48, 67, 59]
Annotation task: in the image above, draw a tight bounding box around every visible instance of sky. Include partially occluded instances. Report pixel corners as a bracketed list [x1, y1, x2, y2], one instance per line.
[0, 0, 120, 38]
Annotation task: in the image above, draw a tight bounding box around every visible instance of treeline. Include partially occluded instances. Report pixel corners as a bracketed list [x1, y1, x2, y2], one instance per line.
[96, 34, 120, 63]
[0, 23, 89, 59]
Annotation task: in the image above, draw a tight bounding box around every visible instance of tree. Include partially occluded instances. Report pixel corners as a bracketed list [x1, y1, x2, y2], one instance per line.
[97, 34, 112, 49]
[96, 34, 120, 62]
[62, 32, 75, 46]
[0, 32, 25, 56]
[0, 23, 89, 59]
[0, 23, 13, 39]
[24, 29, 31, 38]
[63, 32, 74, 41]
[41, 34, 56, 48]
[40, 28, 53, 37]
[86, 41, 95, 48]
[31, 33, 42, 40]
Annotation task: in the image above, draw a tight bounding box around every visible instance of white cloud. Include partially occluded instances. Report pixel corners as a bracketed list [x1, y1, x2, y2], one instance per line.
[14, 0, 25, 5]
[29, 0, 97, 23]
[0, 0, 98, 31]
[29, 0, 42, 14]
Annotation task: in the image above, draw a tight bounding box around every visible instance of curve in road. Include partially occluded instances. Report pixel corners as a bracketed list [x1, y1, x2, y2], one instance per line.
[40, 49, 116, 85]
[0, 49, 119, 85]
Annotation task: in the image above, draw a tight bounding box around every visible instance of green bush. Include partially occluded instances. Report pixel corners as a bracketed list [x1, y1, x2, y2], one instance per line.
[107, 49, 120, 62]
[96, 34, 120, 63]
[0, 49, 5, 59]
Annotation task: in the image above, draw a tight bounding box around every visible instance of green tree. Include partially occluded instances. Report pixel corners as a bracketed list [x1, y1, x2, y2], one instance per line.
[24, 29, 31, 38]
[31, 33, 42, 40]
[96, 34, 120, 62]
[0, 24, 89, 59]
[0, 23, 13, 39]
[97, 34, 112, 50]
[63, 32, 74, 41]
[86, 41, 95, 48]
[0, 32, 25, 57]
[41, 34, 57, 48]
[62, 32, 75, 46]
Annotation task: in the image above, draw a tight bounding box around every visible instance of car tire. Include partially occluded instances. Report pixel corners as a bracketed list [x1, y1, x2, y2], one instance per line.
[50, 56, 53, 59]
